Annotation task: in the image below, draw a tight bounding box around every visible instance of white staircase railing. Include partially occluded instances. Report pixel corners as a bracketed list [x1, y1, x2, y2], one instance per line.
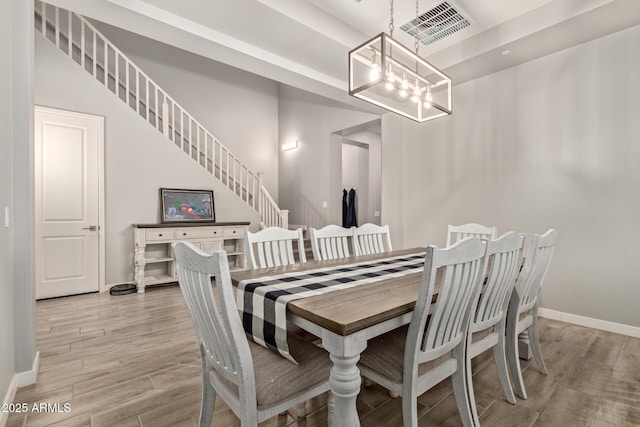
[258, 183, 288, 230]
[34, 0, 288, 229]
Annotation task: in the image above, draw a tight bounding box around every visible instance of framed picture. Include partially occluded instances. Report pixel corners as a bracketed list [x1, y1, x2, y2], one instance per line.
[160, 188, 215, 223]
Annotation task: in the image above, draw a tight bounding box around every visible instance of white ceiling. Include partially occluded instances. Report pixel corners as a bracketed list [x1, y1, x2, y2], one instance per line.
[44, 0, 640, 113]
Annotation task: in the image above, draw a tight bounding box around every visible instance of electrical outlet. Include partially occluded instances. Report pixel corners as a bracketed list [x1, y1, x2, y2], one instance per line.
[322, 201, 328, 208]
[374, 211, 380, 217]
[4, 206, 9, 228]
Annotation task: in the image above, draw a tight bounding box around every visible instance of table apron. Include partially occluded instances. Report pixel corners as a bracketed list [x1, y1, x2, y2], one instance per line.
[288, 312, 414, 356]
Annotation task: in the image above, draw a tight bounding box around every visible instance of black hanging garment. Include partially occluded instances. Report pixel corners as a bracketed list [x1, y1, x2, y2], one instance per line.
[346, 188, 358, 228]
[342, 189, 348, 227]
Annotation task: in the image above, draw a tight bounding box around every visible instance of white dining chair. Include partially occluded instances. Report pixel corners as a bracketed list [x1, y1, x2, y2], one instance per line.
[447, 223, 497, 246]
[506, 229, 557, 400]
[466, 232, 526, 425]
[309, 224, 353, 261]
[245, 227, 306, 269]
[246, 227, 318, 343]
[172, 242, 331, 426]
[357, 238, 489, 427]
[352, 223, 392, 256]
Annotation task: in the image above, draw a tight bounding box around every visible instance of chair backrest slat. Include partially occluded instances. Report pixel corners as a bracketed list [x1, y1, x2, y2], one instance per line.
[472, 232, 525, 332]
[245, 227, 306, 269]
[407, 238, 488, 366]
[364, 235, 372, 253]
[173, 242, 256, 392]
[516, 229, 557, 312]
[353, 223, 392, 256]
[285, 239, 295, 264]
[257, 242, 266, 267]
[272, 241, 281, 266]
[447, 223, 497, 247]
[310, 225, 354, 261]
[330, 237, 340, 258]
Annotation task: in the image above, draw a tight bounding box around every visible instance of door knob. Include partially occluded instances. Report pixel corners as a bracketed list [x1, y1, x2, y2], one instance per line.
[82, 225, 98, 231]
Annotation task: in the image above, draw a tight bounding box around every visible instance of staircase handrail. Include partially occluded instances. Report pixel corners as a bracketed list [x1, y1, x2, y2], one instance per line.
[35, 0, 287, 228]
[258, 182, 289, 229]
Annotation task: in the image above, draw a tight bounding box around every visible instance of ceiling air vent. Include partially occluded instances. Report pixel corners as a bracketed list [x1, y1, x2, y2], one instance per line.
[400, 1, 471, 46]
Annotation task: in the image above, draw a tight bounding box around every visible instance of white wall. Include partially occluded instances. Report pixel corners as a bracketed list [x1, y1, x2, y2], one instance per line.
[382, 25, 640, 328]
[278, 85, 379, 228]
[93, 22, 281, 200]
[35, 35, 260, 287]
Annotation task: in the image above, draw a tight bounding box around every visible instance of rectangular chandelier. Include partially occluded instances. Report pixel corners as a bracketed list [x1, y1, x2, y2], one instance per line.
[349, 32, 452, 122]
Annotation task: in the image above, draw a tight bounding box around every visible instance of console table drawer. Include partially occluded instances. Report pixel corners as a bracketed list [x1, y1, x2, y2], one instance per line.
[146, 229, 175, 241]
[176, 228, 221, 240]
[223, 227, 244, 237]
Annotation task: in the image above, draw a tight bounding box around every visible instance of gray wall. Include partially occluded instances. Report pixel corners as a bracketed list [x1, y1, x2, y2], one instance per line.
[1, 0, 37, 403]
[35, 35, 261, 287]
[278, 85, 379, 228]
[382, 25, 640, 327]
[342, 130, 382, 225]
[12, 0, 37, 377]
[0, 0, 17, 402]
[92, 22, 281, 201]
[342, 142, 369, 225]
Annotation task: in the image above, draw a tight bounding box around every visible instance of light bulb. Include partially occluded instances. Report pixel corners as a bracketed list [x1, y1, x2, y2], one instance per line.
[401, 78, 409, 90]
[399, 89, 408, 98]
[412, 83, 421, 103]
[369, 64, 381, 82]
[426, 86, 433, 102]
[423, 100, 432, 109]
[385, 71, 395, 91]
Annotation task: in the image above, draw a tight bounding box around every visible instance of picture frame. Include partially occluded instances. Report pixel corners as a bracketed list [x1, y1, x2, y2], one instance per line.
[160, 188, 215, 223]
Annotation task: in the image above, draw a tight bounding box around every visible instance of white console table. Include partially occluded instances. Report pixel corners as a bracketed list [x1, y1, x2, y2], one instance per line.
[133, 222, 249, 293]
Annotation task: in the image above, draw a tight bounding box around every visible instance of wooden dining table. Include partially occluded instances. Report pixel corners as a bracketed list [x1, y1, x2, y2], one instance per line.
[231, 248, 432, 427]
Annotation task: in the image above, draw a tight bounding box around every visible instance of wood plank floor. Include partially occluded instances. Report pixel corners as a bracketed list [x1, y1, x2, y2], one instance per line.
[6, 285, 640, 426]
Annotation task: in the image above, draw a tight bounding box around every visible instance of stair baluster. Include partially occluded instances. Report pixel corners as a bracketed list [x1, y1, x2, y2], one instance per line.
[34, 0, 288, 229]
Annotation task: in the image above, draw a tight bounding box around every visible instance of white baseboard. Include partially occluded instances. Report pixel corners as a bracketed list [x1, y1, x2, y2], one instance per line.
[1, 375, 17, 427]
[538, 308, 640, 339]
[16, 351, 40, 388]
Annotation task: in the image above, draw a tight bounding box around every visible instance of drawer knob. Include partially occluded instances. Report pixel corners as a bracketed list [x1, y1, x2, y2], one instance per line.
[158, 233, 163, 237]
[183, 232, 187, 236]
[233, 230, 236, 234]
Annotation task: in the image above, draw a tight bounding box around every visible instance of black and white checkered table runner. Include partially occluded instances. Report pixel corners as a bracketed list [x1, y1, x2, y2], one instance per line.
[236, 251, 426, 363]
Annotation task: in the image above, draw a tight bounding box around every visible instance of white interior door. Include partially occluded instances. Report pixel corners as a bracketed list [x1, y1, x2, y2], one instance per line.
[35, 106, 104, 299]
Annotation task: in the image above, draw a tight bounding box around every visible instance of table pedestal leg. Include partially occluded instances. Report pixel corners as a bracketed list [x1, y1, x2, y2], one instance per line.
[327, 353, 361, 427]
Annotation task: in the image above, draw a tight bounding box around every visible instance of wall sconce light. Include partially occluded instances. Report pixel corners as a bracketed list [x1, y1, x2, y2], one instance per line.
[282, 140, 299, 151]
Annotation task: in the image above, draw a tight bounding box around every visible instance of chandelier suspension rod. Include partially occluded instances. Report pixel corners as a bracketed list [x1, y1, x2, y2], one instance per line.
[415, 0, 419, 55]
[389, 0, 394, 37]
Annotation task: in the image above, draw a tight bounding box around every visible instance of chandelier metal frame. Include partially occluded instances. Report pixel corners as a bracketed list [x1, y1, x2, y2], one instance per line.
[348, 0, 452, 122]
